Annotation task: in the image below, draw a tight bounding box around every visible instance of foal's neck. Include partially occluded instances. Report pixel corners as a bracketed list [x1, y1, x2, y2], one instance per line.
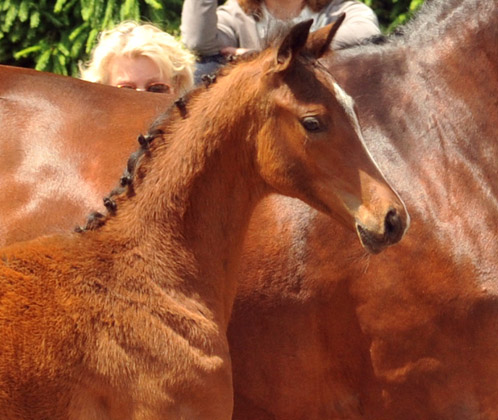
[101, 81, 265, 327]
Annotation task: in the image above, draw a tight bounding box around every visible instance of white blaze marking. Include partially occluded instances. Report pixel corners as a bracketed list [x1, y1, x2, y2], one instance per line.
[332, 82, 411, 229]
[332, 82, 363, 140]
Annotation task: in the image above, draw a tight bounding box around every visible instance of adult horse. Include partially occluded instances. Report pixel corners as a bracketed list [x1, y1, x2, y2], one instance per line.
[0, 21, 408, 419]
[3, 0, 494, 418]
[0, 65, 171, 245]
[228, 0, 498, 419]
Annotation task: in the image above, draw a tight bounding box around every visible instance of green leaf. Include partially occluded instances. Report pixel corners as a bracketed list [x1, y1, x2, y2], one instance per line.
[410, 0, 424, 12]
[9, 21, 25, 43]
[70, 61, 79, 77]
[57, 41, 70, 56]
[90, 0, 104, 27]
[70, 31, 87, 58]
[52, 56, 61, 73]
[101, 0, 116, 29]
[120, 0, 136, 20]
[53, 0, 68, 14]
[144, 0, 162, 10]
[81, 0, 95, 21]
[1, 0, 11, 13]
[18, 0, 30, 22]
[2, 6, 19, 32]
[35, 48, 52, 71]
[29, 10, 40, 28]
[62, 0, 79, 13]
[68, 22, 88, 41]
[56, 50, 68, 75]
[40, 10, 64, 27]
[14, 44, 42, 59]
[85, 28, 99, 54]
[57, 52, 66, 65]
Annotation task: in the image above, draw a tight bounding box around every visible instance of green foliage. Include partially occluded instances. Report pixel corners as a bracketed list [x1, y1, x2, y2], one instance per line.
[0, 0, 424, 76]
[0, 0, 183, 76]
[359, 0, 425, 32]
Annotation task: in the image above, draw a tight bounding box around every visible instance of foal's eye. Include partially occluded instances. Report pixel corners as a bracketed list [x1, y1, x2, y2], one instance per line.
[301, 116, 322, 132]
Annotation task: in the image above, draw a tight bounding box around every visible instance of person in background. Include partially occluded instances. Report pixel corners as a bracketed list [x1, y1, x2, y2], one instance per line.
[181, 0, 381, 81]
[80, 21, 195, 96]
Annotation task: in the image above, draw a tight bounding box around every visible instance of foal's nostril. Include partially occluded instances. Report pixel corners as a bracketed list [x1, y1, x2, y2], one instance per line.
[384, 208, 403, 242]
[356, 208, 407, 253]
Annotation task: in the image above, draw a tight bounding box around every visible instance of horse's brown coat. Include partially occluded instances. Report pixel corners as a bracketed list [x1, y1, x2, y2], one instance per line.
[228, 0, 498, 418]
[0, 66, 171, 245]
[0, 22, 407, 419]
[1, 0, 494, 416]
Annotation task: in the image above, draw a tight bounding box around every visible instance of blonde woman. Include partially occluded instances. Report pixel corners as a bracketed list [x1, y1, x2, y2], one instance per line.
[80, 21, 195, 96]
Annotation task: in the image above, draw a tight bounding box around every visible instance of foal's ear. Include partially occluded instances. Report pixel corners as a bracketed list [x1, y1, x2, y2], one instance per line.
[306, 13, 346, 59]
[274, 19, 313, 72]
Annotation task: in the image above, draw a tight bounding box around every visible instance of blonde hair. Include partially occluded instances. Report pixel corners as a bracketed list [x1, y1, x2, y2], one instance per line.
[80, 21, 195, 93]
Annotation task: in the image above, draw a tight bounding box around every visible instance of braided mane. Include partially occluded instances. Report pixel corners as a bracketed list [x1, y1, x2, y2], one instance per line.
[75, 56, 246, 233]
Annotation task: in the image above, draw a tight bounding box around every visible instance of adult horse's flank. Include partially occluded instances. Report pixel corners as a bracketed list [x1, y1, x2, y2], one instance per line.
[0, 21, 407, 419]
[0, 65, 171, 245]
[228, 0, 498, 418]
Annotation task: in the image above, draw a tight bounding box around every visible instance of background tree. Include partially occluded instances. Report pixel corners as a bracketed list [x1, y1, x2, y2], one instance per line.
[364, 0, 425, 31]
[0, 0, 424, 76]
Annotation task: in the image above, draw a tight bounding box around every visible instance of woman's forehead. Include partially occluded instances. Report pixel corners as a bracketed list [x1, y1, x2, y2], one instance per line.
[108, 55, 167, 86]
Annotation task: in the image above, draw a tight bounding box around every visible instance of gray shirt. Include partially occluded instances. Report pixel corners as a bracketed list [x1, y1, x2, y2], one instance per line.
[181, 0, 381, 56]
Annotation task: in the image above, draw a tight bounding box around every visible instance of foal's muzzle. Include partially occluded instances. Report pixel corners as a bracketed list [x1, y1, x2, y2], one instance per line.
[356, 207, 407, 254]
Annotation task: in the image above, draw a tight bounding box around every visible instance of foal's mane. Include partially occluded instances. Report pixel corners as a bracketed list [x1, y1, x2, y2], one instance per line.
[75, 20, 344, 234]
[75, 51, 259, 233]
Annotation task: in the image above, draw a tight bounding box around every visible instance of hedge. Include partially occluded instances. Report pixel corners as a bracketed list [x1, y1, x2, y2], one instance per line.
[0, 0, 424, 76]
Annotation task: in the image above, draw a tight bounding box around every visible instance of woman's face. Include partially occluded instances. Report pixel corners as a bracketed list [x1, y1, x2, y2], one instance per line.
[107, 55, 174, 94]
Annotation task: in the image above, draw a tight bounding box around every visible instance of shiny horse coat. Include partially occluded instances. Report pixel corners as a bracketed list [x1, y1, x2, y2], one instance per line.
[1, 0, 494, 417]
[0, 65, 171, 245]
[228, 0, 498, 418]
[0, 21, 407, 419]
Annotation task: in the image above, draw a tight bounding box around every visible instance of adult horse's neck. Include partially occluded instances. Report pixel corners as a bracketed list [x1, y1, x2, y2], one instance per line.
[332, 0, 497, 210]
[96, 66, 264, 329]
[328, 0, 498, 276]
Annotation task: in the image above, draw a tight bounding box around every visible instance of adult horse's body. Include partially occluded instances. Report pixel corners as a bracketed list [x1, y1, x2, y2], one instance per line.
[228, 0, 498, 419]
[0, 65, 170, 245]
[2, 0, 494, 418]
[0, 21, 408, 419]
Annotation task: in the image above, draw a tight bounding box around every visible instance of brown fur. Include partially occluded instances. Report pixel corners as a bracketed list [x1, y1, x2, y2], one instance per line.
[1, 0, 496, 418]
[229, 0, 498, 418]
[0, 65, 171, 245]
[0, 21, 407, 419]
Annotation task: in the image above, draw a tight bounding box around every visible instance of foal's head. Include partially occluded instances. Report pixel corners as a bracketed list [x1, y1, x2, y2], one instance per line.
[249, 18, 410, 253]
[87, 19, 409, 254]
